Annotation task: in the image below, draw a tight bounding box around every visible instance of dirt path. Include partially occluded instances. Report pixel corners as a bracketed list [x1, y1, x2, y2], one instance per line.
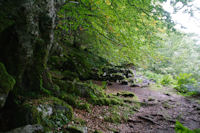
[74, 82, 200, 133]
[107, 83, 200, 133]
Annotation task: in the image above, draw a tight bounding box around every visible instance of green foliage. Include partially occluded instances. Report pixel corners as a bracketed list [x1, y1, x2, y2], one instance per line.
[94, 130, 103, 133]
[57, 0, 171, 66]
[160, 74, 175, 86]
[142, 70, 163, 83]
[104, 105, 134, 124]
[0, 62, 16, 94]
[175, 73, 198, 93]
[104, 113, 121, 123]
[0, 1, 16, 32]
[90, 97, 121, 106]
[147, 32, 200, 92]
[175, 121, 200, 133]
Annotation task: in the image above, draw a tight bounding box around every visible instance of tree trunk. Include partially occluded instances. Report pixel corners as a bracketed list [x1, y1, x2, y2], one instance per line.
[0, 0, 64, 94]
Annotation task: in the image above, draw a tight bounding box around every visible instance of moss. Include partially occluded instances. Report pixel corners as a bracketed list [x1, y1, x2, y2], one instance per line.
[54, 79, 105, 99]
[104, 105, 134, 124]
[50, 70, 64, 79]
[13, 103, 43, 128]
[60, 93, 77, 107]
[59, 92, 91, 112]
[53, 79, 75, 93]
[90, 97, 121, 106]
[28, 38, 49, 92]
[45, 97, 73, 120]
[77, 103, 91, 112]
[39, 79, 52, 96]
[48, 55, 67, 70]
[116, 91, 135, 97]
[0, 62, 16, 94]
[14, 97, 73, 131]
[94, 130, 103, 133]
[65, 126, 83, 133]
[54, 79, 121, 107]
[73, 118, 87, 125]
[0, 1, 16, 32]
[62, 70, 79, 81]
[104, 113, 121, 123]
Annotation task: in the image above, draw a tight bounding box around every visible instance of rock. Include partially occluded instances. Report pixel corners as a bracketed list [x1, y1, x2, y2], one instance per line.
[1, 97, 73, 131]
[164, 93, 171, 96]
[121, 80, 129, 85]
[148, 97, 155, 101]
[66, 126, 88, 133]
[130, 84, 140, 87]
[107, 82, 112, 86]
[126, 73, 133, 78]
[36, 104, 53, 118]
[0, 62, 15, 109]
[5, 124, 44, 133]
[196, 106, 200, 111]
[111, 73, 125, 81]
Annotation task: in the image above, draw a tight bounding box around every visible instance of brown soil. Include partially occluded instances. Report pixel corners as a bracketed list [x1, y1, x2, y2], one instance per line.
[73, 82, 200, 133]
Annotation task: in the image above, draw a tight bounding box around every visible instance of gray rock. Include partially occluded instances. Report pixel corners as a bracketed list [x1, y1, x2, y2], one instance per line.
[5, 124, 44, 133]
[37, 104, 53, 118]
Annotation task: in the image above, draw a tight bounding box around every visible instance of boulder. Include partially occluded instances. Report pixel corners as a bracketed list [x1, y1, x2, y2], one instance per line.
[0, 62, 15, 109]
[5, 124, 44, 133]
[0, 97, 73, 132]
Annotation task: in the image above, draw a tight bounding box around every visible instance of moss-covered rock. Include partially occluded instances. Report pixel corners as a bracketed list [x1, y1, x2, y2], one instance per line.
[0, 62, 15, 108]
[65, 125, 88, 133]
[12, 97, 73, 132]
[54, 79, 102, 98]
[116, 91, 135, 98]
[5, 124, 44, 133]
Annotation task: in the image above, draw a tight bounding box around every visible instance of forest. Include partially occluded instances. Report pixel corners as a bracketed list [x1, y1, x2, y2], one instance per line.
[0, 0, 199, 132]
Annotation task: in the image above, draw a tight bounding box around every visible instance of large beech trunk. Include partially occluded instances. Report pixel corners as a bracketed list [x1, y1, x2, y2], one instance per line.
[0, 0, 63, 93]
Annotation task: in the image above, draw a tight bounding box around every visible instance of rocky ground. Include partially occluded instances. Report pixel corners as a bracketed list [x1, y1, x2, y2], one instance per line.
[73, 82, 200, 133]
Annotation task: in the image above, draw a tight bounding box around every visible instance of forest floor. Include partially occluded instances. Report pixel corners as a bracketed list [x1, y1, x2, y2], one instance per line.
[73, 82, 200, 133]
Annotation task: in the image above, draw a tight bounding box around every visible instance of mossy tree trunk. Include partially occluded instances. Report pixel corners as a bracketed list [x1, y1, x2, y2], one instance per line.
[0, 0, 64, 95]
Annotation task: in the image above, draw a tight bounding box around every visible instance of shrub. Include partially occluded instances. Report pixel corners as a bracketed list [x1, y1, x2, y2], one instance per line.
[142, 71, 163, 83]
[175, 121, 200, 133]
[160, 74, 175, 86]
[175, 73, 197, 93]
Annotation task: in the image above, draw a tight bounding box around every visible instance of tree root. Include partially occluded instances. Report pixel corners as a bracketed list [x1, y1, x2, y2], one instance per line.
[138, 116, 159, 125]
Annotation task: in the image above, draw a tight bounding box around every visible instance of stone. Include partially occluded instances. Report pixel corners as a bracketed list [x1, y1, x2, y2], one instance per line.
[36, 104, 53, 118]
[121, 80, 129, 85]
[5, 124, 44, 133]
[127, 73, 133, 78]
[111, 73, 125, 81]
[0, 62, 15, 109]
[66, 126, 88, 133]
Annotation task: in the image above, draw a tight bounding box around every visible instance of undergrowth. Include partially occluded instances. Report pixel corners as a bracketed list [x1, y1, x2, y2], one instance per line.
[175, 121, 200, 133]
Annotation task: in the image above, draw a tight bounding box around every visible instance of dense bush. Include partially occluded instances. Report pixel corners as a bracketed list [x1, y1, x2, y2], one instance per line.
[175, 73, 198, 93]
[160, 74, 175, 86]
